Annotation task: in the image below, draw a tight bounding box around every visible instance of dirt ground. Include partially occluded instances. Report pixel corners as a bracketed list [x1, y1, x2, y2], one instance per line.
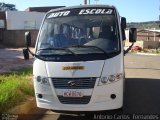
[0, 48, 34, 73]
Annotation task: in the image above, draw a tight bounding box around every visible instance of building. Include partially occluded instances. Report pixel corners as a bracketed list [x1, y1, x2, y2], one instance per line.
[137, 29, 160, 42]
[0, 6, 64, 47]
[125, 29, 160, 49]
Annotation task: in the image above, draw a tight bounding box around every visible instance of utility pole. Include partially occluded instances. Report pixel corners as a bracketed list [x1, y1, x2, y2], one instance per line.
[159, 0, 160, 27]
[84, 0, 91, 5]
[159, 0, 160, 47]
[84, 0, 87, 5]
[154, 28, 156, 41]
[159, 0, 160, 21]
[158, 0, 160, 48]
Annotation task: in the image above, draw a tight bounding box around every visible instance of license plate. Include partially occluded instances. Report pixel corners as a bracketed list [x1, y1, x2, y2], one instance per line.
[63, 91, 83, 97]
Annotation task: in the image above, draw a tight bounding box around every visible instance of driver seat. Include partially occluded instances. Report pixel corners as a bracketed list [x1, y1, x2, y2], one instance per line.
[99, 25, 113, 40]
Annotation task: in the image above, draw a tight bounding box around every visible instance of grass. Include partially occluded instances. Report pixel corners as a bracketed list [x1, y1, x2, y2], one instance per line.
[131, 49, 160, 54]
[0, 67, 34, 113]
[140, 49, 160, 54]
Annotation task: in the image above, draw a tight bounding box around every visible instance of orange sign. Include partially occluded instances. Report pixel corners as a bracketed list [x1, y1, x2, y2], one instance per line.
[63, 66, 84, 70]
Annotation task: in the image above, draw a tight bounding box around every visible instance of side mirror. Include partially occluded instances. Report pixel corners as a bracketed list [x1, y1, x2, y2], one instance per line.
[129, 28, 137, 43]
[23, 49, 29, 60]
[121, 17, 126, 40]
[25, 32, 31, 47]
[124, 28, 137, 55]
[121, 17, 126, 29]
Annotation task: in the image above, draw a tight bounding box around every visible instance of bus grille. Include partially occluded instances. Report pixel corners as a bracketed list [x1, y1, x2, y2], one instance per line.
[52, 78, 96, 89]
[57, 96, 91, 104]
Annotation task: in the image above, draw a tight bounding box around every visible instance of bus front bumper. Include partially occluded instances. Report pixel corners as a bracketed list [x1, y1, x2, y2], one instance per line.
[35, 79, 123, 111]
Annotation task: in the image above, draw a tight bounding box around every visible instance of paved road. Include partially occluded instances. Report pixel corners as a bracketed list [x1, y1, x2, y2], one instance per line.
[0, 48, 33, 73]
[125, 54, 160, 79]
[15, 53, 159, 120]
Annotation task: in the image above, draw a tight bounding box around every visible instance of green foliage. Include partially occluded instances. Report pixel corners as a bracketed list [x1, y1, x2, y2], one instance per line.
[0, 2, 17, 11]
[138, 49, 160, 54]
[0, 67, 34, 112]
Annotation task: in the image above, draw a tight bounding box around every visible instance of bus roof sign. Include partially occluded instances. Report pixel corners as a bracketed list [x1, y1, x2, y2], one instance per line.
[47, 8, 114, 19]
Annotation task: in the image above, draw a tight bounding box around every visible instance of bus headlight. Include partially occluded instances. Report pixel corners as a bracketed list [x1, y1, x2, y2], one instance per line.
[101, 77, 108, 84]
[108, 75, 116, 82]
[36, 76, 50, 86]
[98, 73, 123, 86]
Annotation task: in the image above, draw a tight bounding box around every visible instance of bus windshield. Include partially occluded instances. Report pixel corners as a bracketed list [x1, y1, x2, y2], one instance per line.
[37, 8, 120, 55]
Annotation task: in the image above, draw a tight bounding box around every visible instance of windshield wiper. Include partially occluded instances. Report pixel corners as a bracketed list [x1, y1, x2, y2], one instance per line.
[71, 45, 108, 55]
[38, 47, 77, 56]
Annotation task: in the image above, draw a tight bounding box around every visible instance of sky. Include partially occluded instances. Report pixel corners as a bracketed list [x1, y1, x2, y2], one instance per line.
[2, 0, 160, 22]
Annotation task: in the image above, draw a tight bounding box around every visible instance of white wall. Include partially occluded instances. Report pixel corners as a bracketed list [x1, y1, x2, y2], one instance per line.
[125, 29, 129, 41]
[6, 11, 45, 30]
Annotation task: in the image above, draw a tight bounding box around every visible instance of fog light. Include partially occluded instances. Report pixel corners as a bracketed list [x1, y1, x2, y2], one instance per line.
[38, 94, 43, 98]
[110, 94, 116, 99]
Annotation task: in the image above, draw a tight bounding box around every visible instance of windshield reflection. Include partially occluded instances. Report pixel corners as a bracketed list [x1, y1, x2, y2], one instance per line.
[37, 13, 119, 55]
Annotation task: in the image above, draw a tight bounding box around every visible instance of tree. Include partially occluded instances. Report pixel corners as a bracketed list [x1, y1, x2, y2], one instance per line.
[0, 2, 17, 11]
